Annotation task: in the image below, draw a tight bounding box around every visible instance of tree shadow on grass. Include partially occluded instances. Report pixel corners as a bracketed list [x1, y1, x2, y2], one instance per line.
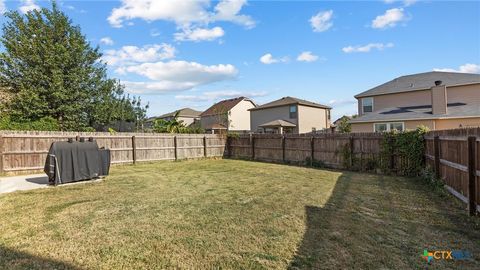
[287, 172, 480, 270]
[0, 245, 82, 270]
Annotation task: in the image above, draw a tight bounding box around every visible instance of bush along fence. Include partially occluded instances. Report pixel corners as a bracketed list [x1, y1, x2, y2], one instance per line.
[424, 128, 480, 216]
[0, 131, 226, 175]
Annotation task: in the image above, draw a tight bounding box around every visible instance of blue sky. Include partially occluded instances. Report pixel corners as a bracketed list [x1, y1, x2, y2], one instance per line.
[1, 0, 479, 120]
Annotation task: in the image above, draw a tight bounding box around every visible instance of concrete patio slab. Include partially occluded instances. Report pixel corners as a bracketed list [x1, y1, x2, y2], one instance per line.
[0, 174, 103, 194]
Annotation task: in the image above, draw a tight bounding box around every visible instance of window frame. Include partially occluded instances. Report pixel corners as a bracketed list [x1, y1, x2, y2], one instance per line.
[362, 97, 374, 114]
[373, 122, 405, 132]
[289, 105, 297, 119]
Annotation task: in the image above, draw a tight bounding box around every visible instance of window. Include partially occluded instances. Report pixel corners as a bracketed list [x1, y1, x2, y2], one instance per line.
[374, 122, 404, 132]
[362, 97, 373, 113]
[374, 123, 387, 132]
[389, 122, 404, 132]
[326, 110, 331, 121]
[289, 105, 297, 119]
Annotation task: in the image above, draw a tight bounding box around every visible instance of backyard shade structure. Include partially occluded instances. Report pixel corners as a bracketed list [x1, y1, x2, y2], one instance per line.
[259, 119, 296, 133]
[44, 140, 110, 185]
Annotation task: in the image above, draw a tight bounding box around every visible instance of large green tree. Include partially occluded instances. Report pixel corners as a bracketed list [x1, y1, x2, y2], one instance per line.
[0, 2, 146, 131]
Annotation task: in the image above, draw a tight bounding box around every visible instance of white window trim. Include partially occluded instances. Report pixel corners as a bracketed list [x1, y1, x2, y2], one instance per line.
[373, 122, 405, 132]
[362, 97, 374, 114]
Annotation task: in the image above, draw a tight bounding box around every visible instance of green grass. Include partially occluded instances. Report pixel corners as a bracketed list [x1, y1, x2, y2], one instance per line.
[0, 159, 479, 269]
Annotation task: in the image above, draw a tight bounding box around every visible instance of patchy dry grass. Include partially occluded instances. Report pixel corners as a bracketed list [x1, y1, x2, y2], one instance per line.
[0, 159, 479, 269]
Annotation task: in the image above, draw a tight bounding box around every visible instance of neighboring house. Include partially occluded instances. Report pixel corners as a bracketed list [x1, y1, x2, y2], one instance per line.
[350, 71, 480, 132]
[200, 97, 257, 133]
[250, 96, 332, 134]
[332, 115, 352, 132]
[145, 108, 201, 128]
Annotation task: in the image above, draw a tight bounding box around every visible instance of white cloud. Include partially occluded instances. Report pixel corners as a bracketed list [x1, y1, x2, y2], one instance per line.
[328, 99, 357, 107]
[150, 29, 161, 37]
[100, 37, 114, 46]
[102, 44, 176, 66]
[212, 0, 255, 28]
[371, 8, 407, 29]
[259, 53, 288, 64]
[403, 0, 417, 6]
[297, 51, 319, 62]
[342, 42, 394, 53]
[0, 0, 6, 14]
[384, 0, 417, 6]
[124, 60, 237, 81]
[433, 63, 480, 74]
[19, 0, 40, 14]
[122, 81, 198, 94]
[310, 10, 333, 32]
[176, 90, 267, 102]
[120, 60, 238, 94]
[174, 26, 225, 42]
[108, 0, 254, 28]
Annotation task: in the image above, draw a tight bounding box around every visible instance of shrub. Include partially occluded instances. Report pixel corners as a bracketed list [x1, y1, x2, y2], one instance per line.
[0, 115, 59, 131]
[380, 126, 429, 176]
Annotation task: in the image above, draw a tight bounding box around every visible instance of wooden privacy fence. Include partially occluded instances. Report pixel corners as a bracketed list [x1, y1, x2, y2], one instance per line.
[0, 131, 226, 175]
[425, 128, 480, 215]
[228, 133, 390, 172]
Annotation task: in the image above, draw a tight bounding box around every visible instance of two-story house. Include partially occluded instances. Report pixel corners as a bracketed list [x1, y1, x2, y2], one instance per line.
[200, 97, 257, 133]
[350, 72, 480, 132]
[249, 96, 331, 134]
[145, 108, 201, 129]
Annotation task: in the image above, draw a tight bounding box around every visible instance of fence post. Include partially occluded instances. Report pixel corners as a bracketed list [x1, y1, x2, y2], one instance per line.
[226, 135, 232, 158]
[310, 137, 314, 166]
[0, 135, 3, 174]
[174, 136, 178, 160]
[132, 136, 136, 164]
[389, 136, 395, 171]
[251, 134, 255, 160]
[467, 136, 477, 216]
[434, 135, 440, 179]
[349, 136, 354, 169]
[282, 135, 286, 163]
[203, 136, 207, 158]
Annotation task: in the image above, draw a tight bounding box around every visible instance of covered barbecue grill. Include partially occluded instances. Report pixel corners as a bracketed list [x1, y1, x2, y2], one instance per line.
[44, 139, 111, 185]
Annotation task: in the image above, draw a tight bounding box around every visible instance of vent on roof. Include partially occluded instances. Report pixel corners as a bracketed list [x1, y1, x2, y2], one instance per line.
[434, 80, 442, 86]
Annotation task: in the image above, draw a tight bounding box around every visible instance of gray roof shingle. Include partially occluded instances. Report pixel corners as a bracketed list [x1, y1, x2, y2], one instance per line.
[249, 96, 331, 111]
[350, 103, 480, 123]
[355, 71, 480, 98]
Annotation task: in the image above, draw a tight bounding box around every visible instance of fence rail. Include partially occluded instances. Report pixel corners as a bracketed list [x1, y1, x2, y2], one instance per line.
[0, 131, 226, 174]
[424, 127, 480, 215]
[228, 133, 390, 171]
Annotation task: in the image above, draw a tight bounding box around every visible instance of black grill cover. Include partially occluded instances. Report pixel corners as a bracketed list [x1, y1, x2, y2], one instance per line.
[44, 141, 107, 185]
[99, 149, 111, 176]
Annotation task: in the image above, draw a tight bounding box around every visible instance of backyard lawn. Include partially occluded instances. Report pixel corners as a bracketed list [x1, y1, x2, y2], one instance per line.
[0, 159, 479, 269]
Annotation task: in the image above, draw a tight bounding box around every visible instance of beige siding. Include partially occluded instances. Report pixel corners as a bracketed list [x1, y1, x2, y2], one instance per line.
[447, 84, 480, 105]
[177, 116, 198, 126]
[297, 105, 329, 133]
[250, 106, 298, 133]
[357, 83, 480, 116]
[435, 117, 480, 130]
[351, 119, 435, 132]
[366, 90, 431, 114]
[200, 115, 227, 129]
[229, 100, 256, 131]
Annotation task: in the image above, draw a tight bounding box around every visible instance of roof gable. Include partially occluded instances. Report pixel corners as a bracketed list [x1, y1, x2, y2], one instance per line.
[200, 97, 255, 117]
[249, 96, 331, 111]
[355, 71, 480, 98]
[157, 108, 202, 119]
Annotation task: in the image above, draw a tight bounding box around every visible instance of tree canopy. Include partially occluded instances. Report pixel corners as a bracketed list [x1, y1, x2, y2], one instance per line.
[0, 2, 147, 131]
